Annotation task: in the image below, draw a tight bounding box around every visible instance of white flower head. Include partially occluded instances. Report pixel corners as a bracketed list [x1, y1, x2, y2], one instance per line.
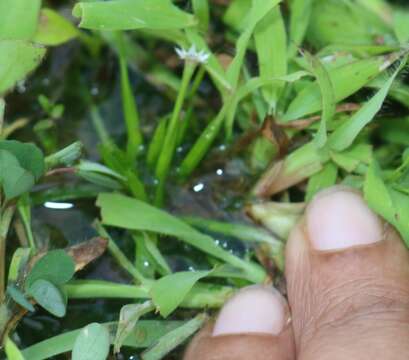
[175, 45, 210, 64]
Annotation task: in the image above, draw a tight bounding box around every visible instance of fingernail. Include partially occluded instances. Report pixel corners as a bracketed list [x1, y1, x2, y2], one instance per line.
[306, 186, 383, 251]
[212, 285, 287, 336]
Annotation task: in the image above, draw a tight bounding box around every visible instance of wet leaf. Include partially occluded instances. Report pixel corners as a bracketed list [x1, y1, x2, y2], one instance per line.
[7, 285, 35, 312]
[142, 314, 207, 360]
[72, 323, 110, 360]
[97, 193, 265, 283]
[151, 271, 211, 317]
[26, 250, 75, 290]
[114, 301, 155, 353]
[27, 280, 67, 318]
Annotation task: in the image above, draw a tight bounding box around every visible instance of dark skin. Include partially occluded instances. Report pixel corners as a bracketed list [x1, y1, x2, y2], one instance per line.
[185, 186, 409, 359]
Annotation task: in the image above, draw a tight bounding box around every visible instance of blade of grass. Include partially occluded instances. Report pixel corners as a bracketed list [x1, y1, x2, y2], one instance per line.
[329, 59, 406, 151]
[155, 61, 196, 206]
[22, 321, 185, 360]
[116, 31, 143, 161]
[304, 51, 336, 148]
[142, 314, 207, 360]
[254, 5, 287, 112]
[288, 0, 313, 58]
[97, 193, 266, 283]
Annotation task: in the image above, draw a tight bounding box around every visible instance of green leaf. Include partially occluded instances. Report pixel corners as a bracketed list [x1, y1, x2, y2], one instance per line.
[329, 61, 405, 151]
[288, 0, 313, 57]
[0, 150, 35, 200]
[27, 279, 67, 318]
[283, 53, 402, 121]
[226, 0, 282, 88]
[0, 0, 41, 40]
[394, 9, 409, 44]
[0, 140, 45, 180]
[305, 162, 338, 202]
[72, 323, 110, 360]
[254, 5, 287, 110]
[33, 8, 79, 46]
[23, 321, 184, 360]
[7, 285, 35, 312]
[151, 271, 211, 317]
[25, 250, 75, 290]
[0, 40, 46, 95]
[5, 336, 26, 360]
[330, 143, 372, 173]
[192, 0, 210, 33]
[364, 161, 409, 245]
[73, 0, 197, 31]
[142, 314, 207, 360]
[97, 193, 265, 283]
[304, 51, 336, 148]
[114, 301, 155, 353]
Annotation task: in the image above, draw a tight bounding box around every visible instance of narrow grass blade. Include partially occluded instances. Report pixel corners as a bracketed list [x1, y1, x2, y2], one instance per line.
[97, 193, 266, 283]
[142, 314, 207, 360]
[329, 60, 406, 151]
[254, 6, 287, 111]
[304, 51, 335, 148]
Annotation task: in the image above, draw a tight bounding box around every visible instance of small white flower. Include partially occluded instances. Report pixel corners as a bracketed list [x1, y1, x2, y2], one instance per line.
[175, 45, 210, 64]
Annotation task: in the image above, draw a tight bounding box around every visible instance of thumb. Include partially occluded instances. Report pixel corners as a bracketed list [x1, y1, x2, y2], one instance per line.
[184, 285, 295, 360]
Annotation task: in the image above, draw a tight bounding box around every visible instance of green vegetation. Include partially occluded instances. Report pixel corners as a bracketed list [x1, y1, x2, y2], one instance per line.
[1, 0, 409, 358]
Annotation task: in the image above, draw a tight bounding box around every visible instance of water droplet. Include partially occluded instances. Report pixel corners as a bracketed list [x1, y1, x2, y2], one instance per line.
[16, 80, 26, 93]
[143, 261, 150, 267]
[193, 183, 204, 192]
[188, 266, 195, 271]
[91, 86, 99, 96]
[218, 144, 226, 151]
[216, 168, 223, 176]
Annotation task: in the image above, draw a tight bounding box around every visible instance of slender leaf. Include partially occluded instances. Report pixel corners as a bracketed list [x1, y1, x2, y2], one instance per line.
[114, 301, 155, 353]
[151, 271, 211, 317]
[97, 193, 265, 283]
[142, 314, 207, 360]
[329, 61, 405, 151]
[254, 6, 287, 110]
[73, 0, 197, 31]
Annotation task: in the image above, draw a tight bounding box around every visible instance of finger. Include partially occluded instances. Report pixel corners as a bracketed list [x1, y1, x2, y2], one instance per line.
[285, 186, 409, 360]
[184, 285, 295, 360]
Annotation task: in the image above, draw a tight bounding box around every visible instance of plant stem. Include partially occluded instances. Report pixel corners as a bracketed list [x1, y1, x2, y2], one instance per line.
[65, 280, 234, 309]
[0, 205, 15, 300]
[90, 105, 113, 146]
[178, 102, 229, 179]
[154, 61, 196, 206]
[94, 221, 149, 285]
